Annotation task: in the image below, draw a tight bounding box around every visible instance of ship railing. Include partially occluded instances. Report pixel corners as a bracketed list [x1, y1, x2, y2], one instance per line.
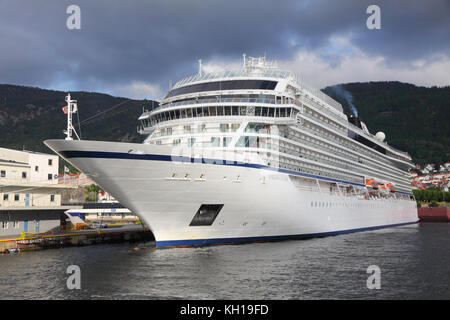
[171, 68, 343, 111]
[300, 83, 343, 113]
[172, 68, 294, 89]
[160, 97, 285, 110]
[300, 126, 386, 164]
[300, 96, 347, 125]
[301, 112, 346, 135]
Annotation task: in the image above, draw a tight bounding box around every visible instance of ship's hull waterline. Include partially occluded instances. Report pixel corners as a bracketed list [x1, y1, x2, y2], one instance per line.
[45, 139, 418, 247]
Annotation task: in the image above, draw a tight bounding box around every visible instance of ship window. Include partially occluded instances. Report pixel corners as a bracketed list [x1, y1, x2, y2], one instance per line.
[223, 137, 233, 147]
[217, 106, 224, 116]
[189, 204, 224, 226]
[232, 106, 239, 115]
[198, 124, 206, 133]
[220, 124, 229, 132]
[173, 139, 181, 145]
[231, 123, 240, 132]
[188, 138, 196, 147]
[209, 106, 217, 116]
[211, 137, 220, 147]
[275, 108, 280, 117]
[255, 107, 262, 116]
[224, 106, 232, 115]
[165, 80, 278, 98]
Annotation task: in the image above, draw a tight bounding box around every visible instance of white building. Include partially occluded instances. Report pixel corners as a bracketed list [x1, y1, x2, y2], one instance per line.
[0, 147, 59, 184]
[0, 147, 76, 237]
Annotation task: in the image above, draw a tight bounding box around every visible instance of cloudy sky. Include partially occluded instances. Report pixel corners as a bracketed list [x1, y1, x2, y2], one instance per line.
[0, 0, 448, 100]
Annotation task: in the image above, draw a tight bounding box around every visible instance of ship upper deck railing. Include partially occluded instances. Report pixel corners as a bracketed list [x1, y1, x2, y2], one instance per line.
[169, 66, 344, 113]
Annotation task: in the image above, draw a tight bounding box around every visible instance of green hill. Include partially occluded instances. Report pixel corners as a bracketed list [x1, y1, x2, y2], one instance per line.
[0, 84, 157, 154]
[0, 82, 448, 167]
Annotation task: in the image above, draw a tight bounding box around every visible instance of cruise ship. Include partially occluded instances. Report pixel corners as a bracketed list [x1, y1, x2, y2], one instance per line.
[45, 56, 418, 247]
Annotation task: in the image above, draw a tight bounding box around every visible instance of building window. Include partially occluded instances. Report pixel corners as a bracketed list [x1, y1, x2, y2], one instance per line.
[48, 159, 53, 166]
[1, 170, 5, 178]
[50, 195, 55, 202]
[35, 166, 39, 172]
[3, 194, 8, 201]
[48, 174, 53, 180]
[14, 194, 20, 201]
[22, 172, 27, 179]
[1, 221, 8, 229]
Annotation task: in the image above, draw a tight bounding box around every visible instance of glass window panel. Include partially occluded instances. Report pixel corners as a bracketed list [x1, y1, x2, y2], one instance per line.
[165, 80, 277, 98]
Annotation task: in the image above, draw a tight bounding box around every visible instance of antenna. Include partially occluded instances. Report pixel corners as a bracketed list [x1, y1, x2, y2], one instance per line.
[198, 59, 202, 75]
[63, 93, 80, 140]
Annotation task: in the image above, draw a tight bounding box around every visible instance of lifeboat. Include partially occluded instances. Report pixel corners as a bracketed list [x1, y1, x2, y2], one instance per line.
[386, 183, 396, 192]
[365, 178, 379, 189]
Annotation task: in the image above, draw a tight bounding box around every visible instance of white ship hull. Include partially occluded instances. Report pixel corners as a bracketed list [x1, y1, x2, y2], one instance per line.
[45, 139, 418, 247]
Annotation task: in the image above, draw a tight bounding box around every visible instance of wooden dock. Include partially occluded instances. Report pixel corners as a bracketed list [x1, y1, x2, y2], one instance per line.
[0, 224, 154, 254]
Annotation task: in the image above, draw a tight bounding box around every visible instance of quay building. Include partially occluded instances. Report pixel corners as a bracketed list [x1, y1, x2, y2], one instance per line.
[0, 147, 76, 238]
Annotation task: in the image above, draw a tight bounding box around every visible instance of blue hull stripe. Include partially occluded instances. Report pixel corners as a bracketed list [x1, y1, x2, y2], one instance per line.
[155, 221, 418, 247]
[59, 150, 413, 195]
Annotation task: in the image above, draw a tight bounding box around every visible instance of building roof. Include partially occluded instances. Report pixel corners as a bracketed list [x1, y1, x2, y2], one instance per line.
[0, 158, 29, 166]
[21, 149, 57, 156]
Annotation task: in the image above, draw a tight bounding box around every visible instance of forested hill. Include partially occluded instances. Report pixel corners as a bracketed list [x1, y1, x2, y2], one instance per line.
[0, 84, 156, 154]
[0, 82, 448, 166]
[323, 82, 449, 165]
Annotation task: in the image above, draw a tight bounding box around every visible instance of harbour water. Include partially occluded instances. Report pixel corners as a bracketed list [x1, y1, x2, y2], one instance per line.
[0, 222, 448, 300]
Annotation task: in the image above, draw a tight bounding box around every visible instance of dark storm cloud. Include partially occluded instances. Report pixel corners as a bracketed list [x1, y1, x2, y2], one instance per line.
[0, 0, 448, 98]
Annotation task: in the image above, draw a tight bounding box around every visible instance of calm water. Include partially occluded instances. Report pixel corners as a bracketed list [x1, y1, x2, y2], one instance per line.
[0, 222, 448, 300]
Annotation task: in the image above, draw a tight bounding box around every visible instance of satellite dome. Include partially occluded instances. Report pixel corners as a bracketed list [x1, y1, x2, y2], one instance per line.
[375, 132, 385, 141]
